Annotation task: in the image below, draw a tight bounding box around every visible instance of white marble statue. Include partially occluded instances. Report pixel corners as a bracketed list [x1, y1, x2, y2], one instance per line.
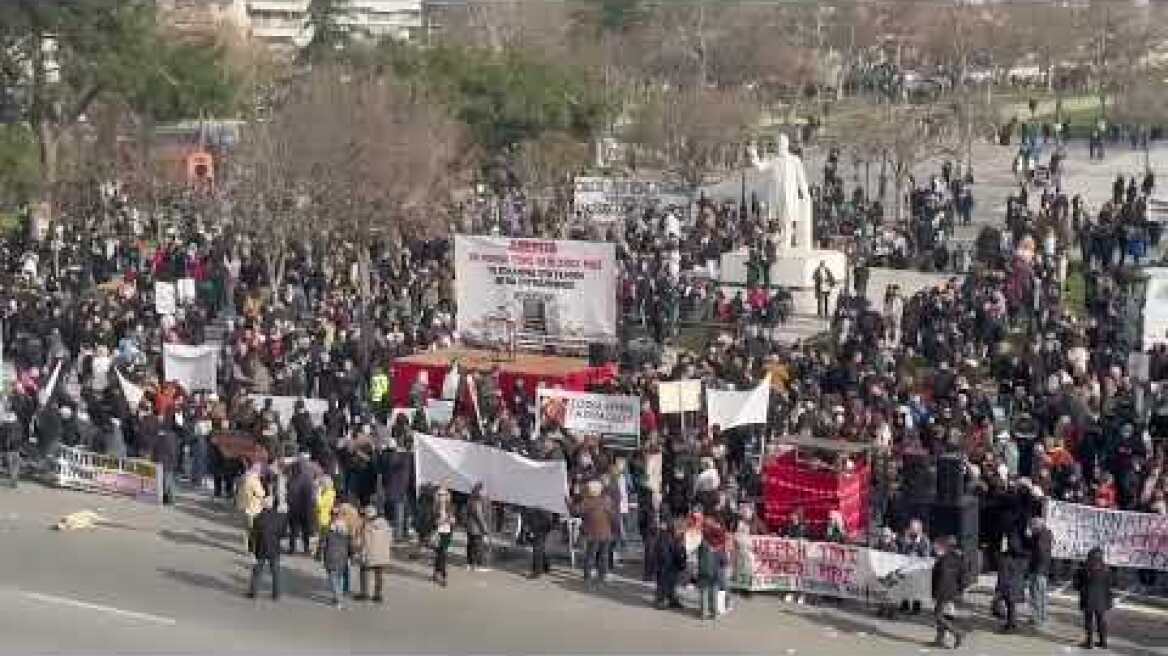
[747, 133, 813, 252]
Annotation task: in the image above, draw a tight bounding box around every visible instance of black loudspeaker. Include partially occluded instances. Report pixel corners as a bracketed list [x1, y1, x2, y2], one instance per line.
[930, 496, 980, 553]
[588, 343, 612, 366]
[937, 453, 965, 504]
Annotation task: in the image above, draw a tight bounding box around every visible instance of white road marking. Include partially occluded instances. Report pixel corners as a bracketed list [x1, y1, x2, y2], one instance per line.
[19, 591, 177, 626]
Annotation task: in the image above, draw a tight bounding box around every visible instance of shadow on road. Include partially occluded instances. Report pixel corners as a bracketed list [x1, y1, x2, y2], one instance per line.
[158, 565, 336, 606]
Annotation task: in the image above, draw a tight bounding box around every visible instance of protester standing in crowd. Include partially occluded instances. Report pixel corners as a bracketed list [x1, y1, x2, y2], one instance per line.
[247, 496, 282, 601]
[432, 484, 454, 588]
[931, 536, 967, 650]
[322, 508, 353, 608]
[1076, 547, 1115, 650]
[356, 505, 392, 603]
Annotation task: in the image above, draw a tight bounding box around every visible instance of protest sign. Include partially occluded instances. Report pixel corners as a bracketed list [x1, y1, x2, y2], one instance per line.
[1046, 500, 1168, 571]
[454, 236, 618, 344]
[706, 376, 770, 429]
[176, 277, 197, 305]
[414, 433, 569, 515]
[658, 380, 702, 414]
[425, 399, 455, 426]
[37, 359, 62, 407]
[536, 387, 640, 449]
[249, 395, 329, 428]
[573, 176, 692, 224]
[53, 444, 163, 504]
[163, 344, 218, 392]
[154, 281, 176, 315]
[731, 536, 933, 603]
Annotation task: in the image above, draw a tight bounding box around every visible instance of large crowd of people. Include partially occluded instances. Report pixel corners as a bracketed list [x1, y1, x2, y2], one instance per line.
[0, 132, 1164, 649]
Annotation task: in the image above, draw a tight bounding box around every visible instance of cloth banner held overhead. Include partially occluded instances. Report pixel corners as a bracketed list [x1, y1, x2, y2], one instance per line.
[249, 395, 329, 428]
[1046, 500, 1168, 571]
[706, 376, 770, 429]
[414, 433, 569, 516]
[658, 380, 702, 414]
[454, 236, 618, 344]
[731, 536, 933, 603]
[536, 387, 640, 449]
[162, 344, 218, 392]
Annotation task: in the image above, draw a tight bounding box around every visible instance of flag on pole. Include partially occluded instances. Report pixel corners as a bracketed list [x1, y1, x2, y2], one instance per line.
[37, 359, 63, 407]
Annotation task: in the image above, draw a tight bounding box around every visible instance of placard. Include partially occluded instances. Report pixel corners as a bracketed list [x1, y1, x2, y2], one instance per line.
[536, 387, 640, 450]
[163, 343, 218, 392]
[658, 380, 702, 414]
[454, 236, 617, 344]
[573, 176, 692, 224]
[154, 281, 176, 315]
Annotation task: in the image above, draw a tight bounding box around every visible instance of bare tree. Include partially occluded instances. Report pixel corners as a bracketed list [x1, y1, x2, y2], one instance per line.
[279, 66, 469, 299]
[625, 87, 758, 189]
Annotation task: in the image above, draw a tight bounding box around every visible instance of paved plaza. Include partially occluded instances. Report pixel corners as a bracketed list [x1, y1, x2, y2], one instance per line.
[0, 484, 1163, 655]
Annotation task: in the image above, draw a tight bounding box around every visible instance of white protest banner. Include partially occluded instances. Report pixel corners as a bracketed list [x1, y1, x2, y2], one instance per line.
[249, 395, 329, 428]
[1046, 499, 1168, 571]
[414, 433, 569, 516]
[706, 376, 770, 429]
[162, 344, 218, 392]
[454, 236, 618, 344]
[658, 379, 702, 414]
[731, 536, 933, 603]
[53, 444, 163, 504]
[154, 281, 176, 315]
[573, 176, 693, 224]
[536, 387, 640, 449]
[116, 369, 145, 410]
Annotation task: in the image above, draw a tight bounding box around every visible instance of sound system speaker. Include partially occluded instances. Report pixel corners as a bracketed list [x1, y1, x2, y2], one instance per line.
[936, 453, 965, 504]
[588, 342, 612, 367]
[930, 496, 981, 578]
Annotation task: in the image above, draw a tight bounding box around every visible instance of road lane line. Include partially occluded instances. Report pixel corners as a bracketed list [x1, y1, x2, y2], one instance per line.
[20, 591, 177, 626]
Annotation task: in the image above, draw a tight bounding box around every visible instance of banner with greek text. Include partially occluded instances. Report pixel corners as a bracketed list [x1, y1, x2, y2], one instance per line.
[163, 344, 218, 392]
[731, 536, 933, 603]
[535, 387, 640, 450]
[1046, 500, 1168, 571]
[454, 236, 617, 344]
[573, 176, 693, 224]
[53, 444, 163, 504]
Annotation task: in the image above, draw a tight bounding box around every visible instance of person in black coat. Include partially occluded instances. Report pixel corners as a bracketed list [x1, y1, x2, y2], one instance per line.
[35, 402, 63, 459]
[653, 520, 687, 610]
[286, 459, 316, 555]
[1075, 547, 1114, 649]
[152, 424, 179, 505]
[931, 536, 968, 649]
[523, 506, 554, 579]
[380, 446, 413, 539]
[247, 497, 283, 600]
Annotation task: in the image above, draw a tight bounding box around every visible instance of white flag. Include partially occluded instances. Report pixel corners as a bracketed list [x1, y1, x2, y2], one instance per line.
[37, 360, 63, 407]
[706, 375, 770, 429]
[116, 369, 145, 411]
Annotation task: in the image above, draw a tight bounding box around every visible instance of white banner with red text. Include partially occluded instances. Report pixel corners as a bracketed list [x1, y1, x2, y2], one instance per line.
[731, 535, 934, 603]
[454, 236, 618, 345]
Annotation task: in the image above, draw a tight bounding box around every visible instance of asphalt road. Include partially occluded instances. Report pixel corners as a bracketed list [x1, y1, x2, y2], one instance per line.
[0, 483, 1164, 655]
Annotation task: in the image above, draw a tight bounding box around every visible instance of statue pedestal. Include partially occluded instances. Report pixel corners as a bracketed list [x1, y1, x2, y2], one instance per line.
[720, 247, 849, 316]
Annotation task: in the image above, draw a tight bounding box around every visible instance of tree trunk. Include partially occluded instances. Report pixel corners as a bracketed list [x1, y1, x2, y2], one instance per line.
[33, 120, 59, 241]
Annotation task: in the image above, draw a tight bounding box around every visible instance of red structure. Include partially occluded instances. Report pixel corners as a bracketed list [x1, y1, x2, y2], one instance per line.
[762, 451, 870, 539]
[389, 347, 617, 409]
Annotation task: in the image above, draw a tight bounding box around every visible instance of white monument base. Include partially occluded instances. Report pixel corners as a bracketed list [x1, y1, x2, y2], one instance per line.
[720, 248, 849, 316]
